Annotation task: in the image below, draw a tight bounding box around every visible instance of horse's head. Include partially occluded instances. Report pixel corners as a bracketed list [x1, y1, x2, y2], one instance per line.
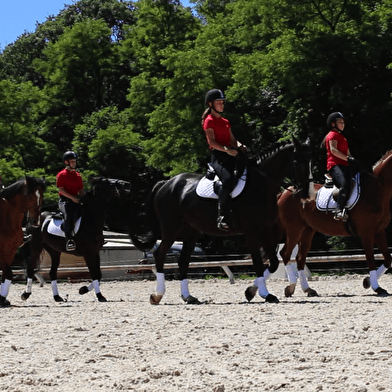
[25, 176, 47, 228]
[290, 137, 311, 199]
[88, 177, 131, 201]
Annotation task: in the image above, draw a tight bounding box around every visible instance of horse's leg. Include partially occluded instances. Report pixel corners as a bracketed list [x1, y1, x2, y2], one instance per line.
[22, 231, 43, 301]
[79, 254, 106, 302]
[244, 237, 279, 304]
[360, 235, 388, 296]
[280, 232, 302, 298]
[0, 257, 13, 306]
[295, 228, 317, 297]
[178, 231, 201, 304]
[47, 249, 66, 302]
[150, 238, 175, 305]
[363, 231, 390, 295]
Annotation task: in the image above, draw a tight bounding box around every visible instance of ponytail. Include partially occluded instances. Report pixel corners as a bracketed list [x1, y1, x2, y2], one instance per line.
[201, 107, 211, 128]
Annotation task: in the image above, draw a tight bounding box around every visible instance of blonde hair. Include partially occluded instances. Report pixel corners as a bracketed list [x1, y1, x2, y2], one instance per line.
[201, 107, 212, 127]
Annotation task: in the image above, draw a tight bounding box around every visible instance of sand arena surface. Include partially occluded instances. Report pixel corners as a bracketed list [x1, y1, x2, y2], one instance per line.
[1, 274, 392, 391]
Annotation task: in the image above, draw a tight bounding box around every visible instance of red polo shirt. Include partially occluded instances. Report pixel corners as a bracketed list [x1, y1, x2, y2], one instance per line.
[325, 130, 349, 171]
[203, 114, 231, 149]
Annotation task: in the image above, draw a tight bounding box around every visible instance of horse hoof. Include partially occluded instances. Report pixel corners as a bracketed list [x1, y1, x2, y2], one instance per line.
[149, 294, 162, 305]
[181, 295, 201, 304]
[79, 286, 89, 295]
[245, 286, 257, 302]
[21, 292, 31, 301]
[375, 287, 389, 297]
[363, 277, 371, 289]
[97, 293, 107, 302]
[265, 294, 279, 304]
[284, 284, 295, 298]
[54, 295, 65, 302]
[0, 296, 11, 307]
[305, 288, 319, 297]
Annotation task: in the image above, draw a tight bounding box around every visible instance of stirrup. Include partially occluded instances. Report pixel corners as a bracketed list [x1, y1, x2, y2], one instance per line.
[66, 239, 76, 251]
[334, 209, 348, 222]
[217, 216, 229, 231]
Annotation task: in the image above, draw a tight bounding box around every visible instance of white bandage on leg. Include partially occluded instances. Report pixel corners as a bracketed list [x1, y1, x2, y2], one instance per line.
[255, 276, 269, 298]
[369, 270, 379, 291]
[263, 269, 271, 280]
[0, 279, 11, 298]
[181, 279, 190, 299]
[51, 280, 59, 296]
[156, 272, 165, 296]
[87, 282, 94, 291]
[26, 278, 33, 294]
[376, 264, 388, 279]
[298, 270, 310, 292]
[92, 280, 100, 294]
[285, 262, 298, 284]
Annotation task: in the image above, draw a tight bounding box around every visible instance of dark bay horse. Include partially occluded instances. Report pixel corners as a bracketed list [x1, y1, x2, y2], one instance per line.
[23, 177, 130, 303]
[278, 149, 392, 298]
[129, 138, 311, 304]
[0, 176, 46, 307]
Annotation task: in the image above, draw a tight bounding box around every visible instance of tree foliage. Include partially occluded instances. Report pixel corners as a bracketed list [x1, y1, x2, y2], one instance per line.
[0, 0, 392, 248]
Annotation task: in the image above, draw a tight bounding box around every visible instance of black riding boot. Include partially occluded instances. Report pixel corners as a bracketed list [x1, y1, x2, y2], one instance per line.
[334, 189, 348, 222]
[217, 188, 230, 231]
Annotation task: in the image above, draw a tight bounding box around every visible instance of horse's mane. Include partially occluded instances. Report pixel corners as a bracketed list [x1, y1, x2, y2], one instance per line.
[2, 176, 46, 200]
[372, 150, 392, 173]
[256, 141, 293, 164]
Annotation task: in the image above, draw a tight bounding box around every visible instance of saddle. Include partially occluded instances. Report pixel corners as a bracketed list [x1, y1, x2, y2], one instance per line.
[44, 213, 82, 238]
[195, 164, 247, 200]
[316, 172, 361, 213]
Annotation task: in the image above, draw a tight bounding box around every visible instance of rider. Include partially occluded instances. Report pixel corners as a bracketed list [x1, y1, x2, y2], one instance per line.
[202, 89, 247, 231]
[56, 151, 85, 251]
[323, 112, 359, 221]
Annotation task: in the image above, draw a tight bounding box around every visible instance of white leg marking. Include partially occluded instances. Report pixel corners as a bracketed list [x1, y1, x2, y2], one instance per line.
[298, 270, 310, 292]
[26, 278, 33, 294]
[285, 262, 298, 284]
[376, 264, 387, 279]
[92, 280, 100, 294]
[181, 279, 190, 299]
[0, 279, 11, 297]
[51, 280, 59, 296]
[369, 270, 379, 291]
[156, 272, 165, 296]
[88, 282, 94, 291]
[255, 276, 269, 298]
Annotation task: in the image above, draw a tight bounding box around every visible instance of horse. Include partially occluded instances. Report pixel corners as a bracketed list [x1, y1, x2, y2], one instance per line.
[277, 149, 392, 298]
[23, 177, 130, 303]
[129, 137, 311, 304]
[0, 176, 46, 307]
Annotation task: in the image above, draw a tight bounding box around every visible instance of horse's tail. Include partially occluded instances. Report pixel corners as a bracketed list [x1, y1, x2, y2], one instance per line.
[128, 180, 166, 252]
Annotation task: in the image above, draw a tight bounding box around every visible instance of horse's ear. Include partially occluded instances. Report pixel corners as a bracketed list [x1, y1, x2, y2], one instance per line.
[291, 136, 300, 150]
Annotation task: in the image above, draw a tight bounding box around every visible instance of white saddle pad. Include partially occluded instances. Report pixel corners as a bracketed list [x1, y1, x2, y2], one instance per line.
[316, 173, 361, 212]
[196, 167, 247, 200]
[46, 216, 81, 238]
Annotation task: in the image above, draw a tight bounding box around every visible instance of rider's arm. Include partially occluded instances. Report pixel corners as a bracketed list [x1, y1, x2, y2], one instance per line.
[329, 140, 349, 161]
[205, 128, 238, 156]
[230, 130, 247, 152]
[58, 187, 80, 203]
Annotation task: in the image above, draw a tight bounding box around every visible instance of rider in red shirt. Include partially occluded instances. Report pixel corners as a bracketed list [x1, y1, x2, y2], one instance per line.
[56, 151, 85, 251]
[202, 89, 247, 230]
[323, 112, 359, 221]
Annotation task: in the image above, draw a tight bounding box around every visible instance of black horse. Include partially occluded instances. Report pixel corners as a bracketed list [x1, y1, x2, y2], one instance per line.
[129, 137, 311, 304]
[22, 177, 130, 303]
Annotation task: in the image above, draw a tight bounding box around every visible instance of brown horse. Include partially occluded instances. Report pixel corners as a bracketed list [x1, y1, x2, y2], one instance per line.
[277, 149, 392, 298]
[0, 176, 46, 307]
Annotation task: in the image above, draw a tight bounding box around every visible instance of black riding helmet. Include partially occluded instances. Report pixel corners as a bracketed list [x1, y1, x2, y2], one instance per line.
[205, 89, 225, 105]
[63, 151, 77, 163]
[327, 112, 344, 129]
